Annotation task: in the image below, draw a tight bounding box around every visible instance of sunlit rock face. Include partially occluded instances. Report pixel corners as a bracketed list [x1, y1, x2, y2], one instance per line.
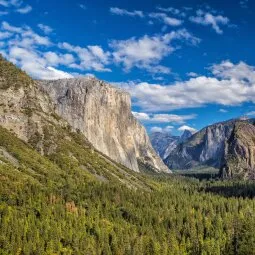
[38, 77, 170, 173]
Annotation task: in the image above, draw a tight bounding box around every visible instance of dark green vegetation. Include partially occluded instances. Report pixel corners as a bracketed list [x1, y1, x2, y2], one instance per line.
[0, 55, 32, 90]
[174, 167, 219, 181]
[0, 126, 255, 255]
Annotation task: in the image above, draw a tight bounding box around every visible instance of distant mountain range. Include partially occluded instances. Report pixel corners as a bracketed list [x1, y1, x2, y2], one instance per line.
[151, 118, 255, 180]
[150, 130, 193, 160]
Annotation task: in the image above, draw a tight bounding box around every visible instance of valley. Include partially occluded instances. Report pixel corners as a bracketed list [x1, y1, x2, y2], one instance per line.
[0, 0, 255, 252]
[0, 55, 255, 254]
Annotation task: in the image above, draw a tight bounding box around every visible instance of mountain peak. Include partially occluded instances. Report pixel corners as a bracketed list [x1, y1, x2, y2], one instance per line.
[150, 130, 195, 160]
[39, 76, 128, 96]
[180, 129, 193, 141]
[165, 118, 255, 172]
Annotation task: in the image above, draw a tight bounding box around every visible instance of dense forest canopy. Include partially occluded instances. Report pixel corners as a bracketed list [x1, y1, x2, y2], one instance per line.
[0, 126, 255, 255]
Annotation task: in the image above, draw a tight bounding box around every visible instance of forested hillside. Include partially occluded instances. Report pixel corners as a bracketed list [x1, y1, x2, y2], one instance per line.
[0, 126, 255, 254]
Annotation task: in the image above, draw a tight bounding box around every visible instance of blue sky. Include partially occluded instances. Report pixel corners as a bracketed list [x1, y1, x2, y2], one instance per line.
[1, 0, 255, 135]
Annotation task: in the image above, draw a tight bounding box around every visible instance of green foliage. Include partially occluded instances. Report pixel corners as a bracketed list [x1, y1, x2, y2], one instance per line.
[0, 126, 255, 254]
[0, 55, 32, 90]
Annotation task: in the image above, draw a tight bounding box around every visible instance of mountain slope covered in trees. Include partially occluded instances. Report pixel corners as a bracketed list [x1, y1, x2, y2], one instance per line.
[1, 126, 255, 254]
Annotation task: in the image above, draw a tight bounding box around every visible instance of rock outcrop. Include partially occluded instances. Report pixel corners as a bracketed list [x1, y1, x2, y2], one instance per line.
[0, 56, 168, 173]
[38, 78, 169, 173]
[220, 121, 255, 180]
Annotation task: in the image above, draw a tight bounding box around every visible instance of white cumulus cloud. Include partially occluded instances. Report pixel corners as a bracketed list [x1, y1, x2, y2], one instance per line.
[38, 24, 53, 34]
[0, 0, 32, 14]
[219, 109, 228, 113]
[246, 111, 255, 116]
[149, 12, 183, 26]
[132, 112, 196, 124]
[178, 125, 197, 133]
[16, 5, 32, 14]
[150, 127, 164, 133]
[189, 10, 229, 34]
[110, 29, 200, 73]
[117, 61, 255, 112]
[58, 42, 111, 72]
[0, 21, 112, 79]
[156, 6, 186, 17]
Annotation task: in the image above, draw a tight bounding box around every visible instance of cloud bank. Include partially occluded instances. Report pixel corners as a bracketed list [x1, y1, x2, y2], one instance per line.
[119, 61, 255, 112]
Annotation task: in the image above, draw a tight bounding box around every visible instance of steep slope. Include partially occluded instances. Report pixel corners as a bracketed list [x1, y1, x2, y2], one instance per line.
[220, 121, 255, 180]
[0, 56, 168, 173]
[0, 124, 153, 192]
[163, 130, 194, 160]
[0, 55, 63, 152]
[38, 78, 169, 173]
[165, 119, 249, 169]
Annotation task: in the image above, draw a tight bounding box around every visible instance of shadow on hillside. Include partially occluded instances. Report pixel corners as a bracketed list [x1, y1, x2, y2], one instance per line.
[179, 172, 219, 181]
[204, 183, 255, 199]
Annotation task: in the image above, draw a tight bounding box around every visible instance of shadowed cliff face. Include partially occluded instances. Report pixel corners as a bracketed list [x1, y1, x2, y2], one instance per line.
[38, 78, 169, 173]
[220, 122, 255, 180]
[150, 130, 193, 161]
[150, 132, 180, 159]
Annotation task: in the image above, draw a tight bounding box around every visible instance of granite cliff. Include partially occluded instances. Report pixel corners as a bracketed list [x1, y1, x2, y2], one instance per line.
[0, 56, 168, 173]
[150, 132, 179, 159]
[220, 121, 255, 180]
[38, 78, 169, 173]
